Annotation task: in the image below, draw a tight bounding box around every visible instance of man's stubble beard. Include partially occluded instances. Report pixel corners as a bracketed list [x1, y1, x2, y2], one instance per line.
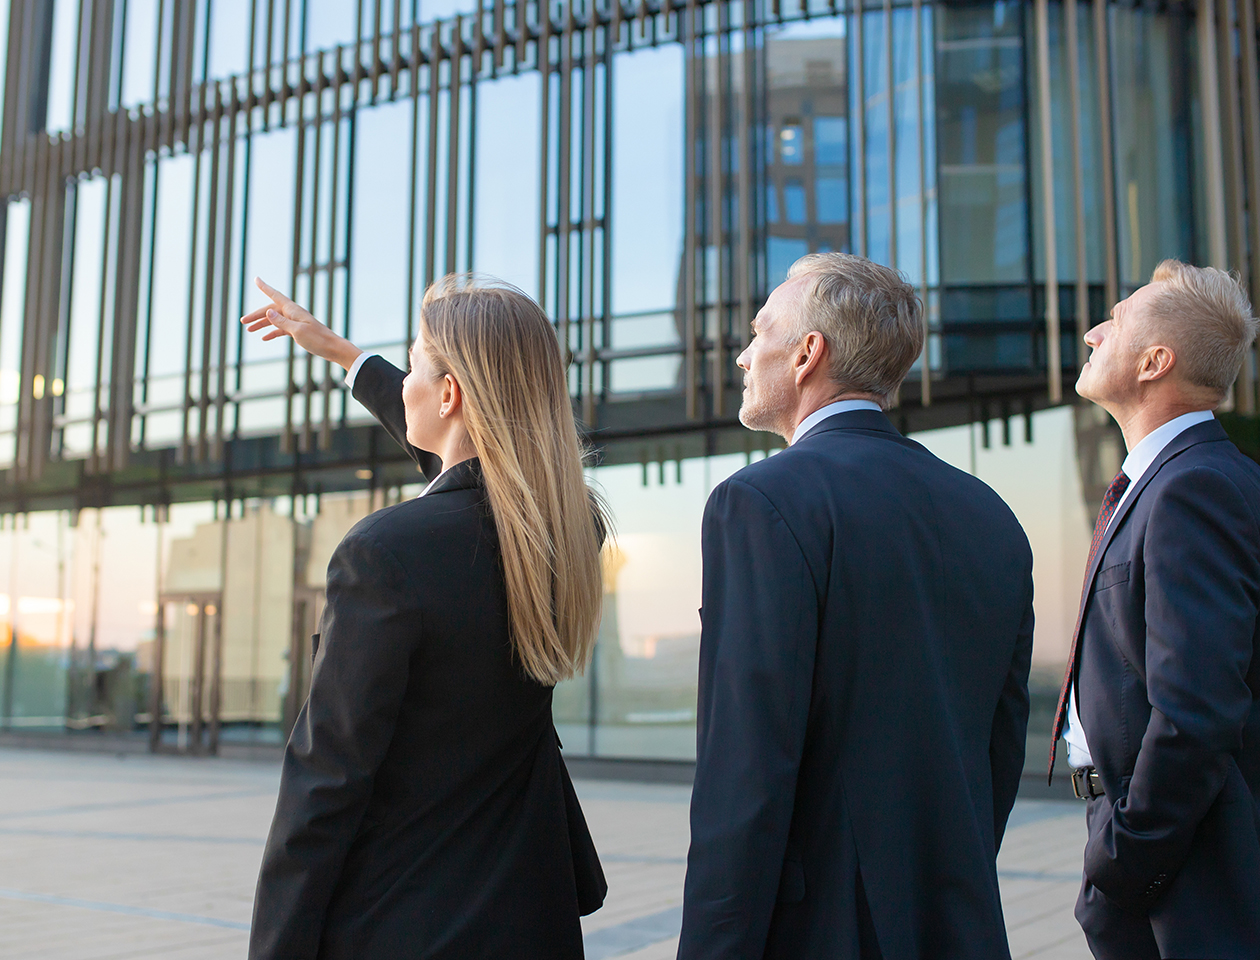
[738, 374, 795, 439]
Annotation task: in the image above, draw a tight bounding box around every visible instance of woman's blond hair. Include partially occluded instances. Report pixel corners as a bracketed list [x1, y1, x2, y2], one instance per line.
[419, 275, 609, 686]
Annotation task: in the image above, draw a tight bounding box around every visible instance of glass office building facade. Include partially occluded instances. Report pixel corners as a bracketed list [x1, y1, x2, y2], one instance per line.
[0, 0, 1256, 758]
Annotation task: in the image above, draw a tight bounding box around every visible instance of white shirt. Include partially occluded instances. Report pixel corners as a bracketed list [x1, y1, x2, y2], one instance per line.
[1065, 409, 1215, 768]
[344, 351, 376, 389]
[791, 399, 883, 445]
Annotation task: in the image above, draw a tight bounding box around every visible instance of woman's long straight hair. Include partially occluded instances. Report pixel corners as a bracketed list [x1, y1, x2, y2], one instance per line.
[419, 275, 610, 685]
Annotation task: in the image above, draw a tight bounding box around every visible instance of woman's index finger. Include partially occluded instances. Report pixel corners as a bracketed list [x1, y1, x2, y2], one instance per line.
[254, 276, 292, 304]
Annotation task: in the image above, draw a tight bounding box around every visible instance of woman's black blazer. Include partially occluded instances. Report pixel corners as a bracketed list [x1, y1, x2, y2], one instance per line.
[249, 356, 604, 960]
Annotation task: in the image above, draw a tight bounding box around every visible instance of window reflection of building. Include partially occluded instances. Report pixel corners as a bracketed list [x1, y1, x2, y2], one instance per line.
[765, 32, 851, 281]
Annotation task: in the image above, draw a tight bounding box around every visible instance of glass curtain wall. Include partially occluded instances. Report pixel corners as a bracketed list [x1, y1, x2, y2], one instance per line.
[0, 0, 1228, 754]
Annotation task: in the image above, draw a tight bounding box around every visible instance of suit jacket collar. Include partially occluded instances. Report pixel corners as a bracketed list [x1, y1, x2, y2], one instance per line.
[1073, 417, 1228, 638]
[794, 408, 900, 440]
[423, 457, 483, 496]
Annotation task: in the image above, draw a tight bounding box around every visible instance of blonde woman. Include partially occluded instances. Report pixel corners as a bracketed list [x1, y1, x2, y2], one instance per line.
[245, 276, 608, 960]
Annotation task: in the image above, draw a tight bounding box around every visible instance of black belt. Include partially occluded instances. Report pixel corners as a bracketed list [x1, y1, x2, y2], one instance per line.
[1072, 766, 1105, 800]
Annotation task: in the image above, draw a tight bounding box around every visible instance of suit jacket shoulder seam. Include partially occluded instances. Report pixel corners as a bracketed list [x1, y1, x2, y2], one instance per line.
[340, 519, 425, 600]
[724, 477, 820, 589]
[1155, 462, 1260, 534]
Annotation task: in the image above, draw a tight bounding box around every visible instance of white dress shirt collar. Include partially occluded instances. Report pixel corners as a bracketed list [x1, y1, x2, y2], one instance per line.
[419, 467, 448, 497]
[791, 399, 883, 445]
[1119, 409, 1215, 488]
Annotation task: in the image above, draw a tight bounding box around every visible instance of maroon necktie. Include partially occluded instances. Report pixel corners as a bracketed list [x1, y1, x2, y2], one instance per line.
[1048, 469, 1131, 782]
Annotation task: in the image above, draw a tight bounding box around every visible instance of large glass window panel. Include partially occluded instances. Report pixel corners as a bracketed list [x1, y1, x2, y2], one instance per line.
[143, 156, 196, 446]
[768, 236, 808, 286]
[557, 449, 762, 758]
[157, 502, 217, 743]
[0, 200, 30, 467]
[416, 0, 482, 22]
[920, 7, 940, 296]
[779, 122, 804, 164]
[766, 17, 850, 266]
[349, 99, 415, 351]
[936, 2, 1028, 285]
[816, 177, 848, 223]
[241, 128, 297, 353]
[234, 127, 298, 436]
[611, 46, 683, 316]
[815, 116, 846, 166]
[147, 157, 196, 382]
[206, 0, 252, 82]
[63, 507, 162, 730]
[304, 0, 359, 53]
[474, 75, 543, 298]
[1110, 6, 1196, 290]
[862, 9, 890, 265]
[0, 0, 9, 143]
[1026, 0, 1104, 290]
[0, 513, 73, 729]
[221, 503, 293, 734]
[46, 0, 79, 132]
[161, 501, 291, 741]
[62, 179, 110, 457]
[892, 6, 928, 283]
[783, 179, 806, 223]
[121, 0, 160, 109]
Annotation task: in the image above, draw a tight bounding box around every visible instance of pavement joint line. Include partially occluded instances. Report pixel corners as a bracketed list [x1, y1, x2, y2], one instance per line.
[0, 887, 251, 931]
[600, 854, 687, 865]
[1013, 927, 1093, 959]
[0, 788, 276, 822]
[0, 827, 266, 845]
[583, 905, 683, 960]
[997, 870, 1082, 884]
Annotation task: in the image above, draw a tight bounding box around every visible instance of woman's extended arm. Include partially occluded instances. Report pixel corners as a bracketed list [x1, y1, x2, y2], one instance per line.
[241, 278, 363, 371]
[242, 278, 441, 478]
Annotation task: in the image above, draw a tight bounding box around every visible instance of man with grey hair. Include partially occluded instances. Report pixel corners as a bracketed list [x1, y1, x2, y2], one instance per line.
[1051, 260, 1260, 959]
[678, 253, 1034, 960]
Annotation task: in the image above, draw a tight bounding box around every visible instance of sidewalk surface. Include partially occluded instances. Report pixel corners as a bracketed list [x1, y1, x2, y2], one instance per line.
[0, 747, 1088, 959]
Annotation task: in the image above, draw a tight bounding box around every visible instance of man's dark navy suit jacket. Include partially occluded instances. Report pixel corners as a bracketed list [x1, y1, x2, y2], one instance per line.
[677, 409, 1034, 960]
[1074, 417, 1260, 958]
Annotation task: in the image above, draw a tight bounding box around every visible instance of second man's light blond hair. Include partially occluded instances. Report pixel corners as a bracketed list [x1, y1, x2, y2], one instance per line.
[1139, 260, 1258, 399]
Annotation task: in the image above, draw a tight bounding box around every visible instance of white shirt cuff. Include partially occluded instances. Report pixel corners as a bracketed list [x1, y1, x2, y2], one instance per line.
[343, 352, 375, 390]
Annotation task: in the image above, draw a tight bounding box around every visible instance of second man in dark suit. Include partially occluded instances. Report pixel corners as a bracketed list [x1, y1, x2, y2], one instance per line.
[677, 253, 1035, 960]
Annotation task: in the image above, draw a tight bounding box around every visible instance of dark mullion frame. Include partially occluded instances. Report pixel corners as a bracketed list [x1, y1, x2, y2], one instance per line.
[599, 7, 615, 415]
[339, 70, 356, 431]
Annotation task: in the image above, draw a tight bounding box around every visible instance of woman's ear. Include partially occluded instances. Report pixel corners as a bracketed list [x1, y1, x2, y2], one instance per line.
[439, 374, 462, 418]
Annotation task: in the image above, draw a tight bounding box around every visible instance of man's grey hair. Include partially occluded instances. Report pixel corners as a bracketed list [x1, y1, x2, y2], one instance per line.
[784, 253, 924, 409]
[1138, 260, 1258, 400]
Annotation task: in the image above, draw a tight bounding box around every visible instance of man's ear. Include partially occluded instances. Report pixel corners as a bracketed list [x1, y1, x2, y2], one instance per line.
[1136, 344, 1176, 384]
[793, 331, 828, 386]
[439, 374, 463, 418]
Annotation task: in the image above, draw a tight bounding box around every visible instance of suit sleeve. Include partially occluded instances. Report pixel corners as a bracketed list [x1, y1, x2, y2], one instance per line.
[990, 578, 1033, 850]
[350, 354, 442, 480]
[678, 478, 819, 960]
[248, 532, 419, 960]
[1084, 466, 1260, 910]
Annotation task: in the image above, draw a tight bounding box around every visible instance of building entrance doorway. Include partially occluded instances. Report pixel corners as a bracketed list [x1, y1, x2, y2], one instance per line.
[148, 593, 222, 754]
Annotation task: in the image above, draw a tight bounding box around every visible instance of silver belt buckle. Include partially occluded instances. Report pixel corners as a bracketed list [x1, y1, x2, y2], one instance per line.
[1071, 767, 1094, 800]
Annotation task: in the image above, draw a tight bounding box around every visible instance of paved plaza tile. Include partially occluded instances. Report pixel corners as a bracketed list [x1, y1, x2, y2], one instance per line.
[0, 747, 1088, 958]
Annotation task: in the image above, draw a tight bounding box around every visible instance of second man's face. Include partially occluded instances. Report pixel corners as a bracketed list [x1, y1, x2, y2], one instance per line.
[1076, 282, 1162, 408]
